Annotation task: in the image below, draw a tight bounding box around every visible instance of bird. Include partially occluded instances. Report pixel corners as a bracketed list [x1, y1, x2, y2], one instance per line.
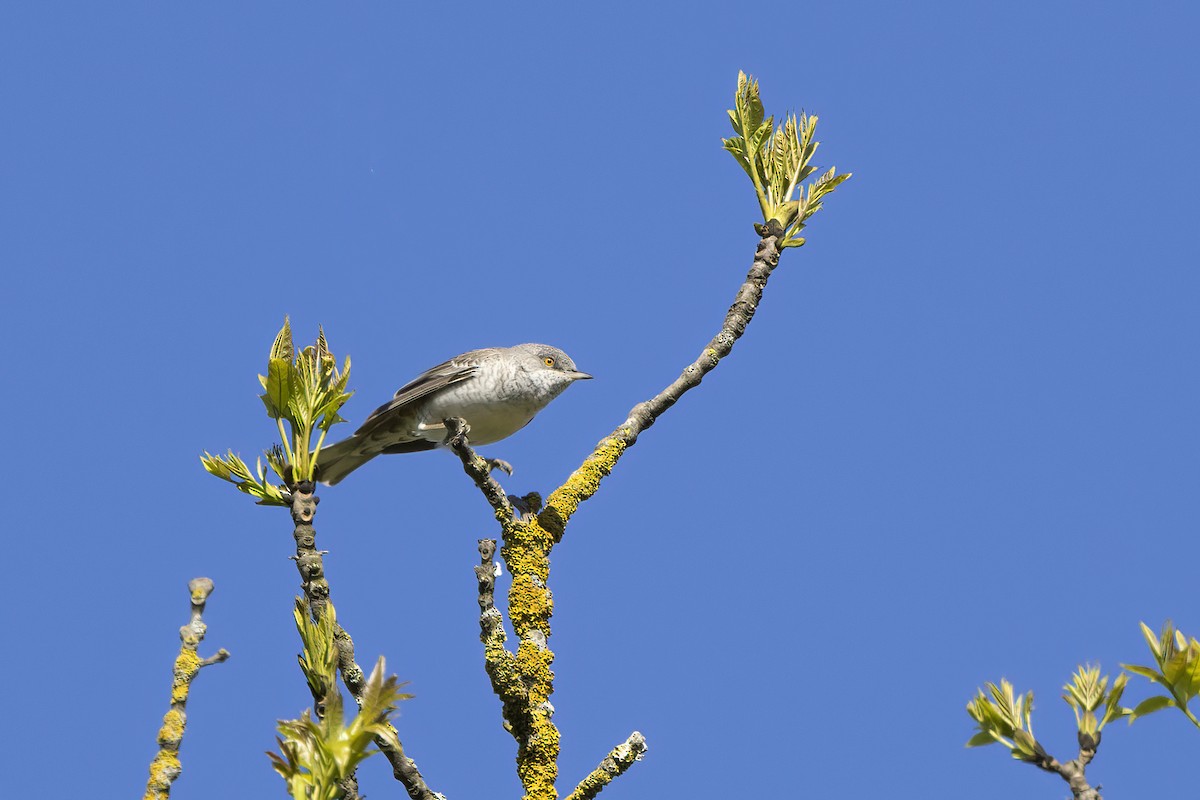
[316, 343, 591, 485]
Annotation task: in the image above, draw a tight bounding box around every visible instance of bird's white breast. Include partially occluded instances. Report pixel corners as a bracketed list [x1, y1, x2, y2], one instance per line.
[417, 358, 549, 445]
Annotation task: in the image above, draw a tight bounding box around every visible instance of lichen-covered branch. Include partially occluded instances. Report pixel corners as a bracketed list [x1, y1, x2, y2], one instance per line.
[501, 510, 561, 800]
[447, 430, 560, 800]
[564, 732, 648, 800]
[144, 578, 229, 800]
[476, 538, 528, 726]
[540, 223, 785, 539]
[286, 482, 441, 800]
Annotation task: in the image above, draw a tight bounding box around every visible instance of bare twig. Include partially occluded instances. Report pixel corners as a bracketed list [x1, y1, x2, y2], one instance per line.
[445, 417, 514, 519]
[1045, 734, 1103, 800]
[144, 578, 229, 800]
[564, 732, 648, 800]
[1010, 731, 1103, 800]
[286, 481, 441, 800]
[540, 223, 786, 539]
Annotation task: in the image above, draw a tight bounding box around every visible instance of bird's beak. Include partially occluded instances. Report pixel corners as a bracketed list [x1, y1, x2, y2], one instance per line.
[567, 370, 593, 381]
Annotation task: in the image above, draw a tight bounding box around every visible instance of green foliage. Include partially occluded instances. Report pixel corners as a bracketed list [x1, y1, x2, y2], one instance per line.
[967, 666, 1128, 765]
[965, 679, 1048, 763]
[1124, 620, 1200, 729]
[294, 598, 340, 710]
[1062, 665, 1128, 737]
[202, 317, 353, 501]
[199, 448, 288, 506]
[722, 71, 850, 248]
[268, 656, 411, 800]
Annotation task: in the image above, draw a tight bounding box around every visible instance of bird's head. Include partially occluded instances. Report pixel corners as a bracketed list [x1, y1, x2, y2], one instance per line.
[515, 343, 592, 395]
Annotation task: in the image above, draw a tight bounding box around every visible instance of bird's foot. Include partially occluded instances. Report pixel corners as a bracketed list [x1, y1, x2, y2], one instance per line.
[443, 417, 471, 446]
[509, 492, 542, 519]
[443, 418, 513, 475]
[485, 457, 514, 476]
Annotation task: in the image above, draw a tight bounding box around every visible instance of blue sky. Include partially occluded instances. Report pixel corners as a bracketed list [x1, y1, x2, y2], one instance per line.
[3, 3, 1199, 798]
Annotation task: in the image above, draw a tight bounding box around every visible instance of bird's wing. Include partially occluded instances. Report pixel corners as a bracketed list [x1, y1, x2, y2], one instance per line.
[353, 349, 494, 436]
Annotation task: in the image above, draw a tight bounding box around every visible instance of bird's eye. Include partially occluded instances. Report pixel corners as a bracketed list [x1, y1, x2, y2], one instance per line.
[543, 356, 555, 367]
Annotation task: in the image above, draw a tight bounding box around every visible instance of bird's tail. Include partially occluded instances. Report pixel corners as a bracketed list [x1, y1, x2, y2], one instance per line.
[315, 436, 379, 486]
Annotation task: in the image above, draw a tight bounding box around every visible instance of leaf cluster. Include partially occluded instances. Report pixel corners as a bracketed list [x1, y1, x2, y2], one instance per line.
[268, 656, 412, 800]
[1124, 620, 1200, 729]
[967, 665, 1128, 762]
[722, 71, 850, 248]
[294, 597, 340, 711]
[1062, 664, 1128, 740]
[202, 317, 353, 502]
[199, 447, 288, 506]
[966, 679, 1051, 765]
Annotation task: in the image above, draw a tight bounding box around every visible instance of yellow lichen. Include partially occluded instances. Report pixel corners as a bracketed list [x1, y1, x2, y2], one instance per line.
[157, 709, 186, 746]
[517, 714, 562, 800]
[170, 649, 200, 703]
[508, 580, 552, 635]
[515, 642, 555, 698]
[174, 648, 201, 675]
[144, 751, 182, 800]
[544, 437, 627, 527]
[501, 523, 552, 582]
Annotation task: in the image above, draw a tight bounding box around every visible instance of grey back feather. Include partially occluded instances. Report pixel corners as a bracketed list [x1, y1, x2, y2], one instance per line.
[354, 349, 496, 436]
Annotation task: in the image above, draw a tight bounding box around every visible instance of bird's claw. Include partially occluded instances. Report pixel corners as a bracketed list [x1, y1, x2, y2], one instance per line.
[485, 458, 514, 476]
[442, 418, 513, 475]
[443, 417, 470, 445]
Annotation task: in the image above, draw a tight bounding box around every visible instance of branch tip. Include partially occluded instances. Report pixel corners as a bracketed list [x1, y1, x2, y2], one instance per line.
[565, 731, 649, 800]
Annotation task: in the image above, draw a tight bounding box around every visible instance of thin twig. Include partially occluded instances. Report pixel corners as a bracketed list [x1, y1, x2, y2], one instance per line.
[564, 732, 648, 800]
[144, 578, 229, 800]
[540, 223, 786, 539]
[445, 417, 514, 519]
[1021, 733, 1103, 800]
[287, 482, 441, 800]
[1050, 734, 1103, 800]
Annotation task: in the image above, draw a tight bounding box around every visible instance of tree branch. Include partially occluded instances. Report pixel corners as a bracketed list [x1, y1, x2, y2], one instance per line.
[445, 417, 514, 520]
[564, 732, 648, 800]
[539, 222, 786, 539]
[446, 226, 786, 799]
[144, 577, 229, 800]
[475, 538, 528, 731]
[286, 482, 442, 800]
[446, 429, 560, 800]
[1050, 733, 1103, 800]
[1021, 733, 1103, 800]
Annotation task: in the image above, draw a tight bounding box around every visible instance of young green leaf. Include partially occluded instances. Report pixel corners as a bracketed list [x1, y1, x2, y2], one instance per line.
[722, 73, 850, 245]
[966, 730, 1001, 748]
[294, 597, 339, 706]
[270, 316, 295, 363]
[260, 357, 294, 420]
[1128, 694, 1175, 722]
